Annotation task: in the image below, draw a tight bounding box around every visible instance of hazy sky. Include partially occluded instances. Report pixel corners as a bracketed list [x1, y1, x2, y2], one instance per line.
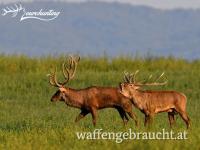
[1, 0, 200, 9]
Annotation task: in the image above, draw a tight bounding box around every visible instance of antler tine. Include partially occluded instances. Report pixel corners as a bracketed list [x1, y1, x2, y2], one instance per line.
[62, 62, 70, 84]
[67, 55, 76, 79]
[6, 6, 12, 11]
[2, 9, 7, 16]
[123, 71, 130, 83]
[62, 55, 73, 78]
[10, 6, 14, 10]
[123, 71, 135, 83]
[154, 72, 165, 82]
[153, 72, 168, 85]
[61, 55, 80, 85]
[14, 4, 18, 7]
[48, 73, 56, 86]
[13, 5, 20, 17]
[133, 70, 139, 83]
[129, 73, 135, 83]
[48, 68, 62, 87]
[16, 3, 22, 10]
[70, 56, 78, 79]
[53, 68, 63, 87]
[140, 74, 153, 84]
[135, 71, 167, 86]
[68, 55, 73, 69]
[75, 55, 80, 62]
[2, 7, 12, 15]
[7, 6, 16, 12]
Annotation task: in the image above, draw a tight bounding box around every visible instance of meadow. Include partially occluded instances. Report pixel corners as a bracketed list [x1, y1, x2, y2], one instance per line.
[0, 54, 199, 150]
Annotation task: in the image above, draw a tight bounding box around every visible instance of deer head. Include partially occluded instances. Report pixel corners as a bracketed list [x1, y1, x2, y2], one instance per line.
[48, 55, 80, 102]
[120, 70, 167, 98]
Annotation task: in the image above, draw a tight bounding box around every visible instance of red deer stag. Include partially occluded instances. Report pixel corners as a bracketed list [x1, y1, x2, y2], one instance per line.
[48, 56, 138, 126]
[119, 71, 190, 129]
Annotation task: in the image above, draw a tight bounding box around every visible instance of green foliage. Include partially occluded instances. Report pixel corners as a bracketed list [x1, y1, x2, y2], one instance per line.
[0, 54, 199, 149]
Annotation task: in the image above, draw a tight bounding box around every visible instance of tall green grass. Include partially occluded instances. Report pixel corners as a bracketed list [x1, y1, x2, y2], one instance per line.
[0, 54, 199, 149]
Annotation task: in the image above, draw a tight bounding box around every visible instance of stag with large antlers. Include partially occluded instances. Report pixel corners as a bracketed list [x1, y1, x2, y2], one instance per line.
[48, 56, 138, 126]
[119, 71, 190, 129]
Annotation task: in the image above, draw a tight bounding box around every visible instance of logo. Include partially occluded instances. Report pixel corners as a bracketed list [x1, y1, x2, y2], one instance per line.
[1, 4, 60, 21]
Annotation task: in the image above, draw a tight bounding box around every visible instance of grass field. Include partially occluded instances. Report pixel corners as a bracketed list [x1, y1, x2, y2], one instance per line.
[0, 54, 199, 150]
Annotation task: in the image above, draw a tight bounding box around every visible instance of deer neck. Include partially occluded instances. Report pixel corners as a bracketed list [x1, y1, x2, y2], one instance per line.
[62, 88, 83, 109]
[130, 90, 146, 110]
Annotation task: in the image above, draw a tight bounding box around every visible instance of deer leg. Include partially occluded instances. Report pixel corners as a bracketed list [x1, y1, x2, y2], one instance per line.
[127, 111, 138, 127]
[144, 115, 149, 127]
[175, 107, 190, 129]
[123, 104, 138, 127]
[168, 112, 175, 128]
[116, 107, 129, 126]
[91, 107, 97, 126]
[146, 114, 154, 129]
[124, 113, 129, 122]
[75, 109, 89, 123]
[178, 111, 190, 129]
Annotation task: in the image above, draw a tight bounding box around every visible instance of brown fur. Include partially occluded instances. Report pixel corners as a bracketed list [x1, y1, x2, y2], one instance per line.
[119, 83, 190, 128]
[51, 86, 138, 126]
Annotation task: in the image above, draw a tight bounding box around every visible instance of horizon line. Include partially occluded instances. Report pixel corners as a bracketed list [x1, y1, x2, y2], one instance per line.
[0, 0, 200, 10]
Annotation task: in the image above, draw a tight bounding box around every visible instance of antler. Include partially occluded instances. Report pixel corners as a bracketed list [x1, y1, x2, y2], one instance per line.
[62, 55, 80, 85]
[2, 4, 23, 17]
[124, 70, 167, 86]
[123, 70, 139, 83]
[123, 71, 133, 83]
[48, 55, 80, 87]
[133, 70, 139, 83]
[47, 68, 63, 87]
